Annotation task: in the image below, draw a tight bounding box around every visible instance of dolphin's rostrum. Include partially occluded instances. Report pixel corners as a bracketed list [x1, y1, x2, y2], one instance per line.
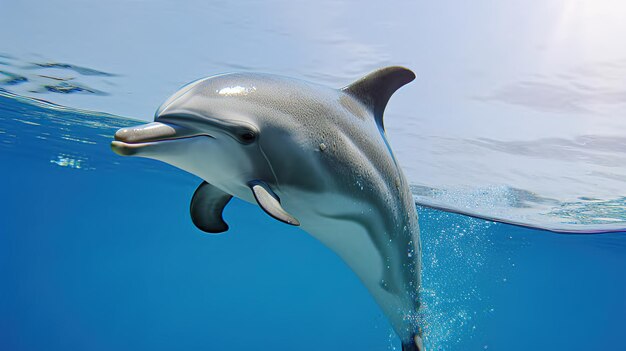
[111, 66, 425, 351]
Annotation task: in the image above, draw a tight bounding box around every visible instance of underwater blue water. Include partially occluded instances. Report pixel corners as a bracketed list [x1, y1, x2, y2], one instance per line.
[1, 93, 626, 351]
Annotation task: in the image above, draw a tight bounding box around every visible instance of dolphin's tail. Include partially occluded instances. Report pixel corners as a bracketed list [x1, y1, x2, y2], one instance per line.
[402, 334, 425, 351]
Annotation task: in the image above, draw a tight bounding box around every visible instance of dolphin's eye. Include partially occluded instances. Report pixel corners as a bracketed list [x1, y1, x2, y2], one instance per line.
[238, 131, 257, 143]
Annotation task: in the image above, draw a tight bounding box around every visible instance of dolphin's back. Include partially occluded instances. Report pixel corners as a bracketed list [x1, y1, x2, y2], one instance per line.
[173, 72, 408, 201]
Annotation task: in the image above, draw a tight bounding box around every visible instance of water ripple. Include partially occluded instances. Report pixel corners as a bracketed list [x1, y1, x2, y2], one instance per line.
[0, 55, 117, 98]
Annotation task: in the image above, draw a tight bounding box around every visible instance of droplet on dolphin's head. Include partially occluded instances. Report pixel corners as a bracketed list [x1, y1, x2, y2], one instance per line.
[319, 142, 327, 152]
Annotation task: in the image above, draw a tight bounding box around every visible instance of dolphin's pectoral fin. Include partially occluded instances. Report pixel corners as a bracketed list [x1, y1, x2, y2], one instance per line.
[248, 180, 300, 226]
[342, 66, 415, 130]
[189, 181, 233, 233]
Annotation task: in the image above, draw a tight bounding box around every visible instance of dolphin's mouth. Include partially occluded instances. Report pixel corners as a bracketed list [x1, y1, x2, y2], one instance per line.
[111, 121, 208, 156]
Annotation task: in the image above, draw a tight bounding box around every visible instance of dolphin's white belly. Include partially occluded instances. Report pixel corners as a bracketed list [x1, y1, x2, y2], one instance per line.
[283, 190, 380, 277]
[282, 189, 418, 341]
[302, 208, 385, 289]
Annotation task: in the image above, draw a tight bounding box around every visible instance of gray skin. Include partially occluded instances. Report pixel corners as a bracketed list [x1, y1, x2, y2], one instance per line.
[111, 67, 424, 351]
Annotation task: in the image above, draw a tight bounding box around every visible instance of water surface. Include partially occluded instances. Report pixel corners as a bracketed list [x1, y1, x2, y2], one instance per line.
[2, 0, 626, 231]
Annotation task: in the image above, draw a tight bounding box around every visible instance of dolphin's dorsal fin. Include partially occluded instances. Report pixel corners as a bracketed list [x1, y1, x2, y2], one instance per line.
[342, 66, 415, 130]
[190, 181, 233, 233]
[248, 180, 300, 226]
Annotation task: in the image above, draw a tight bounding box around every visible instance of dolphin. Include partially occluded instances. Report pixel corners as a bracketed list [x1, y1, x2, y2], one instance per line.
[111, 66, 425, 351]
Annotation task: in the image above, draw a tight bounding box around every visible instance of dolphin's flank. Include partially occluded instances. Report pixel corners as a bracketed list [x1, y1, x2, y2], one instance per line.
[112, 66, 425, 351]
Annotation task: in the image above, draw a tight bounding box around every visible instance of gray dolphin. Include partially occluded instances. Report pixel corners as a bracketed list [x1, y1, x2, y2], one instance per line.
[111, 67, 425, 351]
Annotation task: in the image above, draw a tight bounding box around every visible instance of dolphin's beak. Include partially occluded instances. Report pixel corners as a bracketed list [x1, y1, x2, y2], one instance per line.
[111, 122, 196, 156]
